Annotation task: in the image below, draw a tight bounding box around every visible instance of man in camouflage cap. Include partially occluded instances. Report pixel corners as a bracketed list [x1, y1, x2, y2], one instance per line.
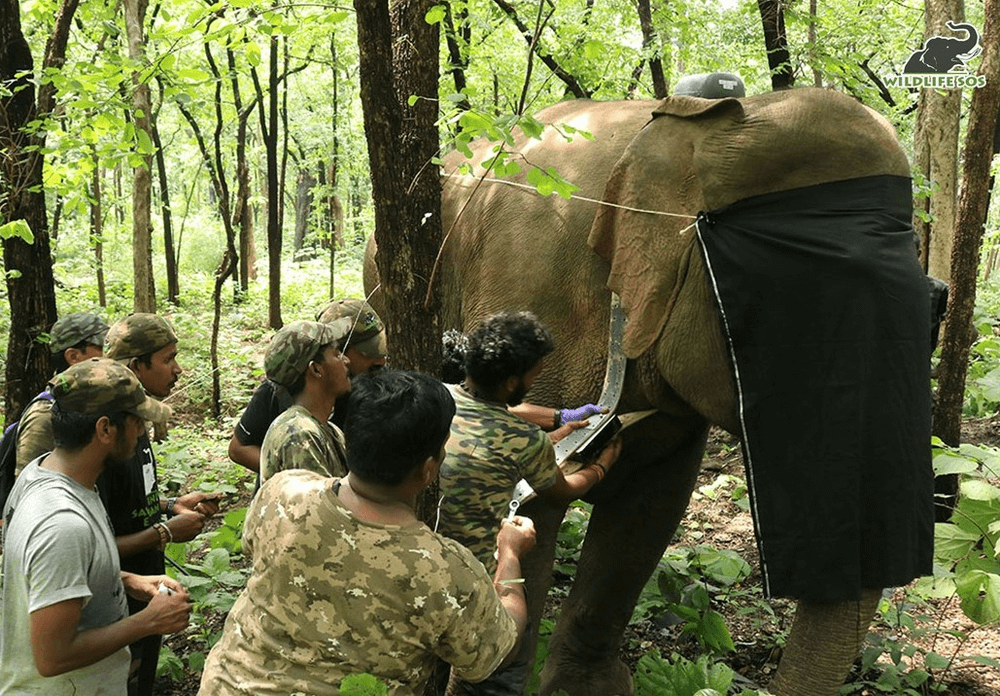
[1, 358, 191, 696]
[14, 312, 110, 475]
[315, 297, 388, 375]
[100, 314, 221, 696]
[258, 319, 352, 483]
[199, 370, 535, 696]
[228, 297, 387, 478]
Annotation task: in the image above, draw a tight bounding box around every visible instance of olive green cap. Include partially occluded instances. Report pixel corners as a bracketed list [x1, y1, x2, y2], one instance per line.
[50, 313, 109, 354]
[105, 314, 178, 361]
[315, 298, 388, 359]
[265, 320, 352, 388]
[49, 357, 171, 422]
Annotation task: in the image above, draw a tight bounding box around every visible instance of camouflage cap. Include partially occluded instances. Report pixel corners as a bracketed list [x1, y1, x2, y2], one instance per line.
[49, 357, 171, 422]
[49, 312, 109, 354]
[315, 298, 388, 359]
[105, 313, 178, 361]
[265, 320, 348, 388]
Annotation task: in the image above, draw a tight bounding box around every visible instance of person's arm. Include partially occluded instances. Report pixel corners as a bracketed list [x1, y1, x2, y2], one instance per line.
[29, 586, 191, 677]
[114, 510, 205, 559]
[509, 402, 606, 431]
[492, 516, 536, 668]
[228, 434, 260, 474]
[536, 437, 621, 506]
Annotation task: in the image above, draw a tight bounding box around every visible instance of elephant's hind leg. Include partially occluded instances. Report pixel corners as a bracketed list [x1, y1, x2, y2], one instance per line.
[539, 416, 709, 696]
[769, 588, 881, 696]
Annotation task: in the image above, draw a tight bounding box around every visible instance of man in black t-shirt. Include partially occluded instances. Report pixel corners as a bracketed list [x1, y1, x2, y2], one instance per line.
[228, 298, 387, 479]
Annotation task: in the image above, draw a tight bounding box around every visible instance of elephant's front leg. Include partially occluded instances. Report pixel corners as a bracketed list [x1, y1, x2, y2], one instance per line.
[539, 418, 709, 696]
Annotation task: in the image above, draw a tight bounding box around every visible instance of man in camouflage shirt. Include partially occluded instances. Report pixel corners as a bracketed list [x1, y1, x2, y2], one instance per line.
[228, 297, 388, 479]
[258, 319, 353, 482]
[437, 311, 618, 696]
[15, 312, 109, 475]
[198, 370, 535, 696]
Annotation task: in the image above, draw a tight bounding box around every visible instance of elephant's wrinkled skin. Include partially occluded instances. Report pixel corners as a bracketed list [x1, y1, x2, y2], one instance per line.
[365, 88, 911, 696]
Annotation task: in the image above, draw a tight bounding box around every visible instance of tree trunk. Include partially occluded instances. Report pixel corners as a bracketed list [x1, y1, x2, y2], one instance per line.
[125, 0, 156, 313]
[757, 0, 794, 90]
[251, 28, 283, 329]
[912, 0, 964, 279]
[293, 169, 315, 258]
[809, 0, 822, 86]
[0, 0, 74, 423]
[932, 0, 1000, 519]
[355, 0, 445, 566]
[152, 120, 179, 305]
[636, 0, 668, 98]
[90, 148, 107, 307]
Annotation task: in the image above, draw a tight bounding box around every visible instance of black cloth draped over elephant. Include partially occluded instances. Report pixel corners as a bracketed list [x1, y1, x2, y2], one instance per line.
[695, 174, 933, 602]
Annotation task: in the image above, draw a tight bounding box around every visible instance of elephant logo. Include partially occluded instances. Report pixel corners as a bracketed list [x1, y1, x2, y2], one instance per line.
[903, 21, 982, 74]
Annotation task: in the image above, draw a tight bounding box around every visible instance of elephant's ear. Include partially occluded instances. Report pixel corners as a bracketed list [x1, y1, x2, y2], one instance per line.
[651, 95, 745, 121]
[588, 96, 744, 359]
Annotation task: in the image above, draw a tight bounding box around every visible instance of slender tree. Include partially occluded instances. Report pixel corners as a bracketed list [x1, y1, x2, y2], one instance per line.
[637, 0, 668, 98]
[0, 0, 75, 423]
[90, 148, 107, 307]
[757, 0, 794, 90]
[932, 0, 1000, 515]
[125, 0, 156, 312]
[912, 0, 966, 280]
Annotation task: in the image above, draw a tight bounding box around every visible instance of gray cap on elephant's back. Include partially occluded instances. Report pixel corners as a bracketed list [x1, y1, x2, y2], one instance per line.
[673, 72, 746, 99]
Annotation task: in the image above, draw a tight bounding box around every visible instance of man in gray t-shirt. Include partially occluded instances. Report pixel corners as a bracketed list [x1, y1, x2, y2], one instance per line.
[0, 358, 192, 696]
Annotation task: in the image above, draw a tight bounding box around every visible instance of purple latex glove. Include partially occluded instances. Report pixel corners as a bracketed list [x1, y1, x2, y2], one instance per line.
[559, 404, 605, 426]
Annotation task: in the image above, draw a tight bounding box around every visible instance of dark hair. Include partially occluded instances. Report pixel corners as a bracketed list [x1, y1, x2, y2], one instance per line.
[440, 329, 468, 384]
[53, 340, 99, 374]
[51, 402, 130, 451]
[343, 370, 455, 486]
[464, 311, 554, 393]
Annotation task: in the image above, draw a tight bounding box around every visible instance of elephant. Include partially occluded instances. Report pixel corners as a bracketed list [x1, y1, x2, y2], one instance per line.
[364, 87, 933, 696]
[903, 21, 981, 74]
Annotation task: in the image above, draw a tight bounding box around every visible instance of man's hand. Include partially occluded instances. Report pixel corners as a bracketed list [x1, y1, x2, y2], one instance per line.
[121, 573, 185, 602]
[596, 436, 622, 474]
[559, 404, 607, 426]
[138, 586, 192, 635]
[165, 510, 205, 543]
[496, 516, 536, 559]
[174, 491, 222, 517]
[548, 419, 588, 444]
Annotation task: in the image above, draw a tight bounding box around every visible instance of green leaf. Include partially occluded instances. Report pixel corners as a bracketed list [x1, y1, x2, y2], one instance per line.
[960, 478, 1000, 501]
[424, 4, 447, 25]
[932, 450, 979, 476]
[923, 651, 950, 670]
[519, 115, 544, 140]
[0, 219, 34, 243]
[934, 523, 980, 562]
[177, 68, 210, 82]
[339, 673, 388, 695]
[582, 40, 605, 60]
[954, 570, 1000, 624]
[407, 95, 419, 107]
[961, 654, 1000, 669]
[700, 610, 735, 653]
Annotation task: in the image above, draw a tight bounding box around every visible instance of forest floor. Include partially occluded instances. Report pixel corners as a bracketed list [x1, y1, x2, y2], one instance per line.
[154, 419, 1000, 696]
